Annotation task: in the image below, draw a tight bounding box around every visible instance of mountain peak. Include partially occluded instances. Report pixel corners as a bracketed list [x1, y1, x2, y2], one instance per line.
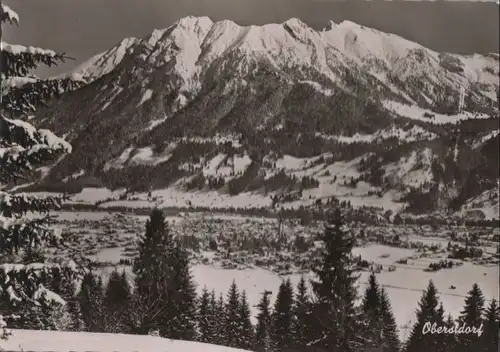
[175, 15, 213, 30]
[36, 16, 499, 217]
[64, 36, 139, 82]
[282, 18, 308, 28]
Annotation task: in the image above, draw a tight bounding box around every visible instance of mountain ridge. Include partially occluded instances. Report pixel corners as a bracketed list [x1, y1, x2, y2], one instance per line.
[28, 16, 499, 219]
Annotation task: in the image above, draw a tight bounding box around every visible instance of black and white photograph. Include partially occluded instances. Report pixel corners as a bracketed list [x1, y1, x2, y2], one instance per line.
[1, 0, 499, 351]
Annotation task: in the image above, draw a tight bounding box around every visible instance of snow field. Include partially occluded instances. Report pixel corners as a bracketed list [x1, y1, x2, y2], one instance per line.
[2, 329, 251, 352]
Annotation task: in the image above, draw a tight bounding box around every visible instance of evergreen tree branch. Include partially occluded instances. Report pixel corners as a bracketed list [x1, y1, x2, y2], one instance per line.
[1, 77, 84, 117]
[1, 42, 67, 79]
[0, 3, 19, 26]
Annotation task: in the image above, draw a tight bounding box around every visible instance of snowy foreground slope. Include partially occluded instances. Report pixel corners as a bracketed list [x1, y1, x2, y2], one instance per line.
[30, 16, 499, 217]
[2, 329, 251, 352]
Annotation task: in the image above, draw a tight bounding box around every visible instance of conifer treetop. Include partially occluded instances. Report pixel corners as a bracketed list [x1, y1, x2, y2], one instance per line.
[1, 3, 82, 117]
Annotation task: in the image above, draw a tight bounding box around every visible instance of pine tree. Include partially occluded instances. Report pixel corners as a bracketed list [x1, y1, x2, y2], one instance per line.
[131, 210, 198, 339]
[0, 6, 71, 260]
[0, 265, 77, 331]
[0, 5, 83, 119]
[361, 272, 383, 350]
[238, 290, 254, 350]
[458, 284, 485, 351]
[10, 284, 72, 331]
[103, 269, 131, 333]
[0, 2, 79, 337]
[78, 271, 104, 332]
[214, 293, 226, 346]
[405, 280, 443, 352]
[132, 209, 175, 334]
[162, 245, 198, 341]
[58, 267, 84, 332]
[66, 297, 85, 332]
[380, 288, 400, 352]
[224, 280, 241, 347]
[480, 299, 499, 352]
[309, 208, 360, 351]
[271, 279, 295, 351]
[197, 287, 212, 343]
[292, 276, 313, 350]
[442, 314, 458, 352]
[205, 290, 220, 344]
[255, 290, 273, 352]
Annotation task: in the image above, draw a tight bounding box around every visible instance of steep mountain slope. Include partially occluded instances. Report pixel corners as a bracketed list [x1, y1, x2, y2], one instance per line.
[58, 37, 140, 84]
[31, 17, 499, 217]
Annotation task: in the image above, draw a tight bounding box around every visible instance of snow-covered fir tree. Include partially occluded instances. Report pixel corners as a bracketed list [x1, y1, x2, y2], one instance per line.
[292, 276, 313, 350]
[309, 208, 361, 351]
[162, 244, 198, 341]
[77, 271, 104, 332]
[0, 4, 71, 262]
[361, 272, 383, 350]
[238, 290, 254, 350]
[0, 264, 81, 331]
[132, 209, 175, 334]
[0, 1, 78, 337]
[103, 269, 132, 333]
[0, 5, 83, 119]
[271, 278, 294, 351]
[214, 292, 226, 346]
[132, 209, 197, 340]
[255, 290, 273, 352]
[224, 280, 241, 348]
[405, 280, 444, 352]
[204, 290, 221, 344]
[457, 283, 485, 352]
[379, 288, 400, 352]
[197, 287, 212, 343]
[480, 298, 499, 352]
[442, 314, 458, 352]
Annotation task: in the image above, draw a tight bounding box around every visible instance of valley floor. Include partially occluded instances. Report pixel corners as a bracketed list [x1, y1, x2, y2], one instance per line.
[41, 210, 500, 342]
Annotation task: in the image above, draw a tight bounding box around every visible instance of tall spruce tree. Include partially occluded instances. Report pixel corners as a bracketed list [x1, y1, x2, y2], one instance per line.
[380, 288, 400, 352]
[292, 276, 313, 350]
[458, 284, 485, 351]
[442, 314, 458, 352]
[271, 278, 295, 351]
[361, 272, 383, 350]
[132, 209, 174, 334]
[66, 295, 85, 332]
[214, 293, 227, 346]
[162, 245, 198, 341]
[206, 290, 221, 344]
[238, 290, 254, 350]
[405, 280, 443, 352]
[77, 271, 104, 332]
[309, 208, 360, 351]
[255, 291, 273, 352]
[224, 280, 241, 347]
[480, 299, 499, 352]
[0, 2, 76, 335]
[103, 269, 131, 333]
[197, 287, 212, 343]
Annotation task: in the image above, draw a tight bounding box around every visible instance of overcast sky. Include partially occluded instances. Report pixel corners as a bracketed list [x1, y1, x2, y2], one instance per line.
[3, 0, 499, 77]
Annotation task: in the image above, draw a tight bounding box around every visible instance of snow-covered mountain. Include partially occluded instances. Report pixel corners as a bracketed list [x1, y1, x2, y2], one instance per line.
[2, 329, 251, 352]
[62, 37, 140, 83]
[31, 17, 499, 218]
